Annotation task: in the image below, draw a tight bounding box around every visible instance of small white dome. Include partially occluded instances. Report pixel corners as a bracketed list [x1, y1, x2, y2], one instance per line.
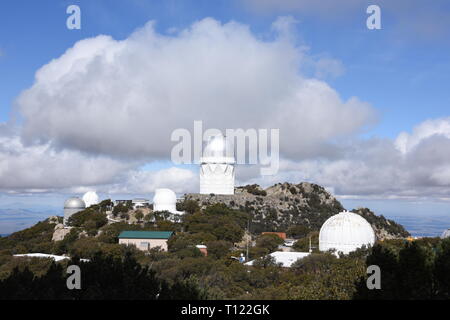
[441, 228, 450, 239]
[153, 188, 177, 206]
[82, 191, 99, 208]
[64, 197, 86, 209]
[203, 134, 234, 159]
[319, 210, 376, 255]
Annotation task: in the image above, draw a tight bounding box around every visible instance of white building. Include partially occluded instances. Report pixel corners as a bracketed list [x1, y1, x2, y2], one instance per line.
[319, 210, 376, 255]
[245, 251, 311, 268]
[441, 228, 450, 239]
[200, 134, 235, 195]
[132, 198, 150, 209]
[153, 188, 182, 214]
[64, 197, 86, 225]
[14, 253, 89, 262]
[82, 191, 99, 208]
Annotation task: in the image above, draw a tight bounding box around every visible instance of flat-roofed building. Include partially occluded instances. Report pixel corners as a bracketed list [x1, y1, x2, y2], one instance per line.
[118, 231, 173, 252]
[132, 198, 150, 209]
[245, 251, 310, 268]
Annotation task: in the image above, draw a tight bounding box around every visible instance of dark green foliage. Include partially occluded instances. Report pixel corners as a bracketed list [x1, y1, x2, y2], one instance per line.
[183, 204, 248, 243]
[434, 238, 450, 299]
[205, 240, 233, 259]
[178, 199, 200, 215]
[354, 240, 450, 300]
[0, 254, 206, 300]
[252, 255, 279, 268]
[0, 219, 56, 254]
[242, 184, 267, 196]
[135, 210, 144, 222]
[286, 225, 311, 239]
[67, 207, 107, 235]
[255, 234, 284, 252]
[112, 202, 131, 217]
[292, 232, 319, 252]
[291, 253, 337, 273]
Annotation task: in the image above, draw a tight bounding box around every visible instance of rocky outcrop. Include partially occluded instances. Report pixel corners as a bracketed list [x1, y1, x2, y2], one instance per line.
[52, 224, 70, 241]
[352, 208, 410, 239]
[185, 182, 409, 239]
[185, 182, 344, 234]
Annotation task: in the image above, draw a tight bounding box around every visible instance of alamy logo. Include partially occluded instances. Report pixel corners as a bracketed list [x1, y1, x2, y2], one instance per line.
[366, 265, 381, 290]
[66, 5, 81, 30]
[66, 265, 81, 290]
[366, 5, 381, 30]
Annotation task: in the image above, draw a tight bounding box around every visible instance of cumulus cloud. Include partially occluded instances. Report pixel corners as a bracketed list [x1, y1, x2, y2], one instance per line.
[241, 118, 450, 199]
[0, 125, 136, 192]
[106, 167, 197, 195]
[15, 17, 374, 162]
[0, 124, 195, 195]
[395, 118, 450, 154]
[4, 17, 448, 201]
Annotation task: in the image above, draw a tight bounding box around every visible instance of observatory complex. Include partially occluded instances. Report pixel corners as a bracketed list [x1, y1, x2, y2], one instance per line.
[60, 133, 378, 258]
[200, 134, 235, 195]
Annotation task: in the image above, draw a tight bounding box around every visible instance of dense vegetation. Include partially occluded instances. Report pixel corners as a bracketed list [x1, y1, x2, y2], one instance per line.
[0, 198, 447, 300]
[0, 253, 206, 300]
[355, 238, 450, 299]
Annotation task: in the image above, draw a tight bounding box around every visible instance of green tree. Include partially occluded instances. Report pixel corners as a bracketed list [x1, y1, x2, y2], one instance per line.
[206, 240, 232, 259]
[434, 238, 450, 299]
[255, 234, 284, 252]
[135, 210, 144, 222]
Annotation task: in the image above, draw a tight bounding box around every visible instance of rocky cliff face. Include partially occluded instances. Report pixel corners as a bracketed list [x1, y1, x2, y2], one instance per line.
[185, 182, 409, 239]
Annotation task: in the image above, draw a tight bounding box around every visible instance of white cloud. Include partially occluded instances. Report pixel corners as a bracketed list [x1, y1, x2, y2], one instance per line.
[0, 124, 195, 195]
[3, 18, 448, 201]
[314, 57, 345, 79]
[15, 17, 374, 162]
[241, 118, 450, 199]
[0, 126, 136, 192]
[395, 117, 450, 154]
[106, 167, 197, 195]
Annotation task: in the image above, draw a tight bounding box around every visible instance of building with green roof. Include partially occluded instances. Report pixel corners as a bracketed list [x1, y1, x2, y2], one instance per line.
[118, 231, 174, 251]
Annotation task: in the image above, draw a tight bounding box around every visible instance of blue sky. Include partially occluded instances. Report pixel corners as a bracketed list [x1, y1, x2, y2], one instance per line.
[2, 0, 450, 136]
[1, 0, 450, 234]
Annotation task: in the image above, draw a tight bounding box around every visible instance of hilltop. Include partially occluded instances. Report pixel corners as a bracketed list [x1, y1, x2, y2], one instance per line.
[185, 182, 410, 239]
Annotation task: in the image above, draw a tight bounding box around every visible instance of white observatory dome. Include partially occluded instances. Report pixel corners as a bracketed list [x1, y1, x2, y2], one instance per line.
[153, 188, 177, 214]
[82, 191, 99, 208]
[441, 228, 450, 239]
[64, 197, 86, 209]
[63, 197, 86, 225]
[319, 210, 376, 255]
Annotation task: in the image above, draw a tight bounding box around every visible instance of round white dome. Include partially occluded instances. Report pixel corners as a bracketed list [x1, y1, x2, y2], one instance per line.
[82, 191, 99, 208]
[64, 197, 86, 209]
[203, 134, 234, 159]
[319, 211, 376, 255]
[441, 228, 450, 239]
[153, 188, 177, 206]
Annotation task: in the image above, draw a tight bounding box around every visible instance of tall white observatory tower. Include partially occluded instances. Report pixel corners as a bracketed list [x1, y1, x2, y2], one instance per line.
[200, 134, 235, 195]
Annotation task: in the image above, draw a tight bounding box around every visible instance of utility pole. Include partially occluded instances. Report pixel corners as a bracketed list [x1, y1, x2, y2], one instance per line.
[246, 219, 250, 262]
